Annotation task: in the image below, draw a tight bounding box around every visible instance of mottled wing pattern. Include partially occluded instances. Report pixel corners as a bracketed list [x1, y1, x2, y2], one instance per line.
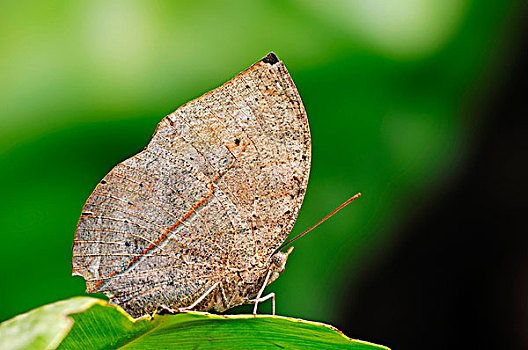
[72, 53, 311, 318]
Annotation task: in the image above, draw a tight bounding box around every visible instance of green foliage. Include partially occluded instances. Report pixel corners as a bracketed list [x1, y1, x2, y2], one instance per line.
[0, 297, 389, 349]
[0, 0, 519, 325]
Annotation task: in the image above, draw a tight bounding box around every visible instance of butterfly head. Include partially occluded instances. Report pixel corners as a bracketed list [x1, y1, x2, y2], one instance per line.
[267, 246, 294, 286]
[270, 246, 294, 274]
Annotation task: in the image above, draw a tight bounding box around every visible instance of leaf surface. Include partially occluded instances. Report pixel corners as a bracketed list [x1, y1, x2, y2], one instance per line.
[0, 297, 389, 349]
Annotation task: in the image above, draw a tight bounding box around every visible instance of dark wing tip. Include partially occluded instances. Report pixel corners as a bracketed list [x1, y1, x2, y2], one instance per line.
[261, 52, 279, 65]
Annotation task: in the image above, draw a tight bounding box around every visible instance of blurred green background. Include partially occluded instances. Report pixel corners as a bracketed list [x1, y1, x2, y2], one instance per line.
[1, 1, 526, 348]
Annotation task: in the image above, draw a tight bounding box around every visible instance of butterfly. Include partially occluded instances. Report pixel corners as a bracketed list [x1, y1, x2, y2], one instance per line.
[72, 52, 312, 318]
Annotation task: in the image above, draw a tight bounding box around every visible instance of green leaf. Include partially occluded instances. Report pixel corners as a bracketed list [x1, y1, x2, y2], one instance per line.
[0, 297, 389, 349]
[0, 297, 99, 350]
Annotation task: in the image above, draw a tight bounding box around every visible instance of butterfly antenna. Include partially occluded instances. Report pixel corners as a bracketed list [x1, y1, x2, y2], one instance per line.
[279, 193, 362, 251]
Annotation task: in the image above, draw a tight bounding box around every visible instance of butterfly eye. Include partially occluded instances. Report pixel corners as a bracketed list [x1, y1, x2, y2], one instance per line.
[272, 254, 282, 266]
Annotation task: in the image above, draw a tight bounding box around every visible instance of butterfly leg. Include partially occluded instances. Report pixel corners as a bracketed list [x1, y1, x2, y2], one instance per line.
[250, 292, 276, 315]
[178, 281, 220, 312]
[251, 269, 272, 316]
[155, 304, 177, 316]
[219, 281, 230, 308]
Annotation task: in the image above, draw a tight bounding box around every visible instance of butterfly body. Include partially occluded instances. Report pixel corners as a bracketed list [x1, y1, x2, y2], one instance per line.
[187, 249, 289, 313]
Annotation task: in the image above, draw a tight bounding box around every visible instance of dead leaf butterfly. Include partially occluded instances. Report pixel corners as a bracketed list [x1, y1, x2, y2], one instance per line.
[72, 52, 359, 318]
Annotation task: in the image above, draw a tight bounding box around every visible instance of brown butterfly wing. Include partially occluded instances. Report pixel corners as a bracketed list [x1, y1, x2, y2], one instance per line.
[72, 53, 311, 318]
